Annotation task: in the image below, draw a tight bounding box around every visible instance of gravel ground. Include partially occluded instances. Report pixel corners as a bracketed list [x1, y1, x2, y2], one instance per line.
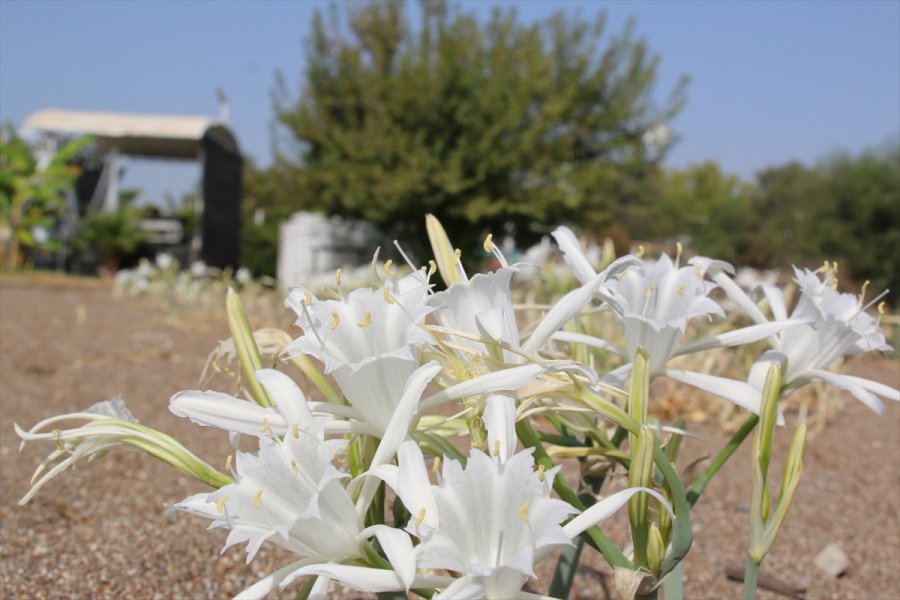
[1, 276, 898, 599]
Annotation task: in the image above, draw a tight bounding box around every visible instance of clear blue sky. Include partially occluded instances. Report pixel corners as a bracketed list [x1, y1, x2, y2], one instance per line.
[2, 0, 898, 205]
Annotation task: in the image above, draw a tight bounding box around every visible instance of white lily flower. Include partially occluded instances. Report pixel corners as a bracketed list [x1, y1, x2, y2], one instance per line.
[746, 267, 898, 412]
[177, 420, 360, 562]
[16, 397, 231, 504]
[427, 264, 524, 363]
[284, 273, 434, 435]
[360, 396, 672, 599]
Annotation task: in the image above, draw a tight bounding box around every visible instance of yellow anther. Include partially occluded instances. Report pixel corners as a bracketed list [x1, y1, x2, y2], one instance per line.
[878, 301, 886, 315]
[253, 489, 263, 508]
[335, 268, 342, 286]
[357, 311, 373, 328]
[694, 266, 703, 279]
[432, 456, 442, 474]
[330, 311, 340, 329]
[384, 259, 395, 277]
[637, 245, 645, 258]
[454, 248, 462, 263]
[225, 454, 233, 472]
[415, 507, 427, 527]
[646, 283, 657, 297]
[291, 459, 300, 476]
[303, 291, 313, 307]
[859, 280, 871, 305]
[260, 418, 270, 433]
[428, 260, 437, 277]
[215, 496, 228, 514]
[493, 440, 501, 457]
[291, 422, 300, 438]
[537, 465, 545, 482]
[677, 284, 685, 296]
[52, 429, 63, 451]
[383, 284, 395, 305]
[518, 501, 530, 523]
[676, 241, 683, 257]
[483, 233, 495, 253]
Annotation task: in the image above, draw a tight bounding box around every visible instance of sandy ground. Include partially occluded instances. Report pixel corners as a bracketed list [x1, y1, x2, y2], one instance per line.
[1, 275, 898, 599]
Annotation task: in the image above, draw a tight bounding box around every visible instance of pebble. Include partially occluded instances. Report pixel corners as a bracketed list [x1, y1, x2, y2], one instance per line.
[814, 543, 850, 578]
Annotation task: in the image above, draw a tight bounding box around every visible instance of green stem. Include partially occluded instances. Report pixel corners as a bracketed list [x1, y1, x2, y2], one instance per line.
[662, 560, 684, 600]
[742, 558, 760, 600]
[687, 414, 758, 507]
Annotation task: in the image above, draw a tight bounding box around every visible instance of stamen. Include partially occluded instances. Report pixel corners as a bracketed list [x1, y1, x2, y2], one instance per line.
[428, 260, 437, 277]
[335, 268, 342, 287]
[52, 429, 63, 451]
[291, 459, 299, 476]
[694, 266, 703, 279]
[383, 284, 395, 305]
[357, 312, 373, 328]
[518, 501, 530, 523]
[878, 301, 886, 315]
[253, 489, 263, 508]
[483, 233, 495, 253]
[859, 280, 871, 306]
[384, 259, 395, 277]
[291, 423, 299, 438]
[215, 496, 228, 514]
[260, 418, 270, 433]
[432, 456, 442, 474]
[415, 507, 426, 527]
[493, 440, 501, 457]
[225, 454, 233, 472]
[637, 245, 645, 258]
[646, 283, 657, 297]
[537, 465, 545, 482]
[677, 284, 685, 296]
[330, 311, 340, 329]
[303, 291, 313, 307]
[454, 248, 462, 263]
[676, 241, 683, 262]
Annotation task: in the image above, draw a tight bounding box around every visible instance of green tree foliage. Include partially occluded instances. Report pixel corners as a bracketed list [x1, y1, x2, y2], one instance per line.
[752, 144, 900, 297]
[241, 160, 287, 277]
[274, 0, 686, 256]
[0, 125, 92, 269]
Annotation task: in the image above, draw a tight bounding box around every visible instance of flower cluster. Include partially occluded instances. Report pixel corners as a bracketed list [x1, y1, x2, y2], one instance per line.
[16, 218, 897, 599]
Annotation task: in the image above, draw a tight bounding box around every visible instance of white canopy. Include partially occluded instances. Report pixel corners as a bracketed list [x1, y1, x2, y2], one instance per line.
[22, 108, 237, 159]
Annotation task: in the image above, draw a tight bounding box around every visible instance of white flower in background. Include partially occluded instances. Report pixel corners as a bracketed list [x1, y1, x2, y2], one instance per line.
[235, 266, 252, 284]
[333, 395, 672, 600]
[551, 233, 798, 417]
[283, 273, 433, 436]
[746, 267, 898, 412]
[155, 252, 174, 271]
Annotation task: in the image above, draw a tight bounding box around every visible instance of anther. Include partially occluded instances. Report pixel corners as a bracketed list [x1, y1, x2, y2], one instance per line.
[215, 496, 228, 514]
[859, 280, 871, 305]
[253, 489, 263, 508]
[357, 312, 373, 328]
[878, 301, 886, 315]
[52, 429, 63, 451]
[694, 266, 703, 279]
[676, 241, 683, 257]
[260, 418, 270, 433]
[225, 454, 233, 472]
[428, 260, 437, 277]
[330, 311, 340, 329]
[432, 456, 442, 474]
[454, 248, 462, 263]
[537, 465, 545, 482]
[518, 501, 530, 523]
[637, 245, 645, 258]
[335, 268, 342, 286]
[291, 423, 299, 438]
[291, 459, 299, 476]
[493, 440, 501, 457]
[383, 284, 395, 304]
[483, 233, 495, 253]
[415, 507, 426, 527]
[384, 259, 395, 277]
[303, 291, 313, 307]
[677, 284, 685, 296]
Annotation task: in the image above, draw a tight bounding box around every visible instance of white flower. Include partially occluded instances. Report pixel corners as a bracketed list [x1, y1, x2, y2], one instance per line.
[343, 395, 672, 599]
[747, 267, 898, 412]
[283, 273, 434, 435]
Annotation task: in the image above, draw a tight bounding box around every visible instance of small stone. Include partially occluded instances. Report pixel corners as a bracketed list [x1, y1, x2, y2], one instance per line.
[814, 543, 850, 578]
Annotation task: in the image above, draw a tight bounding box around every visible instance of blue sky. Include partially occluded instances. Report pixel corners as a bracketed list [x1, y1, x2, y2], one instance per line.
[2, 0, 898, 205]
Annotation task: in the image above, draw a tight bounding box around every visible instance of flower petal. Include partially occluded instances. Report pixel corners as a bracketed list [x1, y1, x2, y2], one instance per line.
[255, 368, 314, 428]
[664, 369, 783, 424]
[360, 525, 416, 590]
[805, 369, 887, 414]
[562, 487, 673, 539]
[419, 364, 544, 411]
[483, 394, 517, 464]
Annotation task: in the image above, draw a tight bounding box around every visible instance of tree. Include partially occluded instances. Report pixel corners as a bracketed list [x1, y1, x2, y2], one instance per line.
[274, 0, 686, 258]
[0, 125, 92, 269]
